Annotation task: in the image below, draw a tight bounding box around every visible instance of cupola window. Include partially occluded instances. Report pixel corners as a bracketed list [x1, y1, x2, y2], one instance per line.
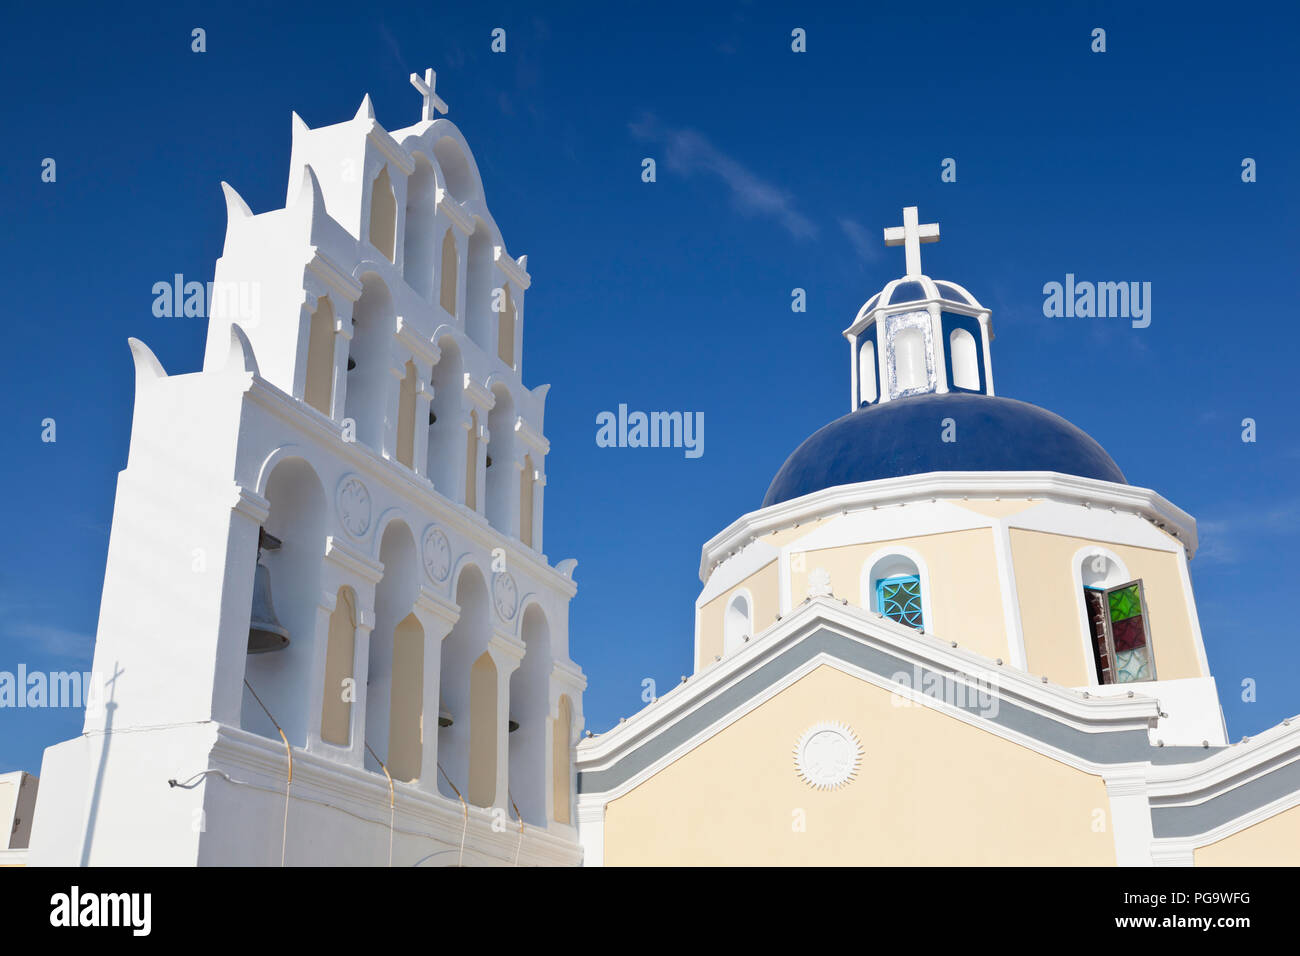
[876, 574, 924, 629]
[1084, 580, 1155, 684]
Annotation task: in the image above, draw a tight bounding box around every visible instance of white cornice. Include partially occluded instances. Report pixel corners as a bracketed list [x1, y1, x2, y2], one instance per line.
[577, 596, 1159, 779]
[699, 472, 1198, 582]
[462, 373, 495, 412]
[514, 417, 549, 456]
[395, 316, 441, 367]
[1145, 716, 1300, 803]
[436, 189, 474, 234]
[362, 121, 416, 176]
[494, 245, 531, 290]
[324, 534, 385, 584]
[306, 248, 364, 303]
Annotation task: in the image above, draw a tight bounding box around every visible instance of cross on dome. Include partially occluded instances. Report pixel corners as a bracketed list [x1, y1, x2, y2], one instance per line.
[410, 68, 449, 122]
[883, 206, 940, 278]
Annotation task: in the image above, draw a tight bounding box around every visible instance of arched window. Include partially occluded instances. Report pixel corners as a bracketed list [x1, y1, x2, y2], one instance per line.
[865, 553, 926, 630]
[949, 328, 979, 391]
[396, 360, 417, 468]
[894, 328, 926, 392]
[485, 384, 514, 534]
[427, 340, 463, 494]
[439, 229, 458, 317]
[319, 587, 356, 746]
[304, 298, 335, 415]
[553, 695, 573, 824]
[388, 612, 424, 782]
[465, 410, 479, 511]
[1078, 551, 1155, 685]
[498, 286, 516, 368]
[369, 166, 397, 263]
[723, 592, 752, 654]
[859, 340, 877, 404]
[403, 157, 437, 299]
[468, 651, 498, 807]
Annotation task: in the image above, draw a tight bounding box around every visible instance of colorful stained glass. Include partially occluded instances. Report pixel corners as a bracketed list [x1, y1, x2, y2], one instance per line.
[1108, 585, 1143, 622]
[878, 576, 923, 629]
[1115, 647, 1151, 683]
[1111, 615, 1147, 652]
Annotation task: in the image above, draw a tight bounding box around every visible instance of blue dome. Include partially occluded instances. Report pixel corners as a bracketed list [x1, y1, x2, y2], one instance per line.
[762, 392, 1127, 508]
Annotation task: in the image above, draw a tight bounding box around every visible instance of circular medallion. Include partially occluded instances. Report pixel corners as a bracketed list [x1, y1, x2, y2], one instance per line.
[336, 475, 372, 538]
[492, 571, 518, 621]
[422, 526, 452, 583]
[793, 721, 862, 791]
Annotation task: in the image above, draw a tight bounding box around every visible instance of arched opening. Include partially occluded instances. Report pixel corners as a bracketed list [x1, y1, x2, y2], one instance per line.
[520, 454, 535, 548]
[369, 166, 397, 263]
[304, 297, 335, 415]
[859, 339, 877, 404]
[344, 277, 394, 453]
[465, 410, 479, 511]
[403, 157, 437, 299]
[439, 565, 489, 800]
[468, 651, 498, 807]
[439, 229, 459, 318]
[242, 457, 326, 747]
[894, 328, 927, 393]
[1078, 551, 1154, 685]
[553, 695, 572, 825]
[949, 328, 979, 391]
[365, 521, 420, 779]
[723, 592, 752, 655]
[320, 586, 357, 746]
[485, 384, 516, 534]
[466, 224, 494, 350]
[497, 285, 516, 369]
[433, 137, 476, 201]
[427, 338, 464, 494]
[388, 612, 424, 781]
[396, 360, 417, 469]
[508, 604, 551, 825]
[865, 553, 925, 630]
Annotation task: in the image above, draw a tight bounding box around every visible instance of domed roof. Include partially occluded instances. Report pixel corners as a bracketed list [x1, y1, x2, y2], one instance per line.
[861, 275, 981, 314]
[762, 392, 1127, 508]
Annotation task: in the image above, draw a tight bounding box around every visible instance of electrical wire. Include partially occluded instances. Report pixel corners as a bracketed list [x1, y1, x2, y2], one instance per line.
[243, 678, 292, 867]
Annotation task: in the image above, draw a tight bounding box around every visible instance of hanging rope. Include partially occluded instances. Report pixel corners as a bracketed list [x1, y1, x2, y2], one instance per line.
[364, 741, 396, 868]
[437, 763, 470, 866]
[243, 678, 292, 867]
[508, 789, 525, 866]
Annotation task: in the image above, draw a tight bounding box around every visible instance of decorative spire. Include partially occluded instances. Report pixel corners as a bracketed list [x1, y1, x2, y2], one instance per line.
[883, 206, 939, 278]
[410, 68, 449, 122]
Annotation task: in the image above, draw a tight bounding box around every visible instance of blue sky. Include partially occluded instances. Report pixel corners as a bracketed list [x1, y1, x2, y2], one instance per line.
[2, 2, 1298, 773]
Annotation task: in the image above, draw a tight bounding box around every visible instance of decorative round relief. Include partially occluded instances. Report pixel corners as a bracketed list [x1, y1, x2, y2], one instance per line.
[336, 475, 372, 538]
[793, 721, 862, 791]
[492, 571, 518, 621]
[422, 526, 452, 583]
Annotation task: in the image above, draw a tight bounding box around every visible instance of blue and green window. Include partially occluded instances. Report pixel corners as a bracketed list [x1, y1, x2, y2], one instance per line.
[1084, 581, 1155, 684]
[876, 574, 923, 629]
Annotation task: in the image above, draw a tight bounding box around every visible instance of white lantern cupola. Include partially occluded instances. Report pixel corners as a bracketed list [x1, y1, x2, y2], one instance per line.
[843, 206, 995, 411]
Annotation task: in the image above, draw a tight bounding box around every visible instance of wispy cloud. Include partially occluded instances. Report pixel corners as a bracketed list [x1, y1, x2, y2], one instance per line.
[839, 218, 881, 262]
[4, 621, 94, 661]
[629, 114, 817, 240]
[1196, 499, 1300, 565]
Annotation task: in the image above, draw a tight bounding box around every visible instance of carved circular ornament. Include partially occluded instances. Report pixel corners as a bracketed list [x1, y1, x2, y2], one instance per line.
[422, 526, 451, 583]
[336, 475, 372, 538]
[793, 721, 862, 791]
[492, 571, 518, 621]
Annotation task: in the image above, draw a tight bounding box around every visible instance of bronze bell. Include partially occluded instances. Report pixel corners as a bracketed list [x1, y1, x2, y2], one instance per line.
[248, 530, 290, 654]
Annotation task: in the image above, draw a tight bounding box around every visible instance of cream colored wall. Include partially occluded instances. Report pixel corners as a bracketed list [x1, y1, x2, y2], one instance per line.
[790, 528, 1009, 663]
[1009, 529, 1202, 687]
[1194, 803, 1300, 866]
[697, 560, 779, 670]
[602, 664, 1116, 865]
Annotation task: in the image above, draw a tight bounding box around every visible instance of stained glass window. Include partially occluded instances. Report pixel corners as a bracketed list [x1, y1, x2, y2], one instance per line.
[877, 574, 923, 629]
[1084, 580, 1154, 684]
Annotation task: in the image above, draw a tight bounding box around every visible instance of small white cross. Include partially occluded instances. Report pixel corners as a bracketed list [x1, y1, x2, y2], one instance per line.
[410, 68, 449, 122]
[883, 206, 940, 277]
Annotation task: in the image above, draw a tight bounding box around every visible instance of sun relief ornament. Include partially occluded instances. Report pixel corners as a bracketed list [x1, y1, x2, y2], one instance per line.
[492, 571, 518, 620]
[807, 567, 833, 599]
[793, 721, 862, 791]
[336, 475, 372, 538]
[422, 526, 451, 583]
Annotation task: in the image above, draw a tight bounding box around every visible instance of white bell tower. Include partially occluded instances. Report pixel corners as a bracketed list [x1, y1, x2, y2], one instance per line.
[28, 69, 587, 867]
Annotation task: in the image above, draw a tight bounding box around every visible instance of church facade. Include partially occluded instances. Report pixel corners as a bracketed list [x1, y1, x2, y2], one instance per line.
[574, 209, 1300, 867]
[26, 73, 586, 867]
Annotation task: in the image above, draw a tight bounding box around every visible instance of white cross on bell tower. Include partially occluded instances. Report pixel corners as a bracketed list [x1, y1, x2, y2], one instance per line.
[883, 206, 940, 278]
[410, 68, 449, 122]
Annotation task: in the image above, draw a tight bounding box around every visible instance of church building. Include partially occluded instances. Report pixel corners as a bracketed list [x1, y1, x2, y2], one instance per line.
[13, 72, 1300, 868]
[574, 208, 1300, 867]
